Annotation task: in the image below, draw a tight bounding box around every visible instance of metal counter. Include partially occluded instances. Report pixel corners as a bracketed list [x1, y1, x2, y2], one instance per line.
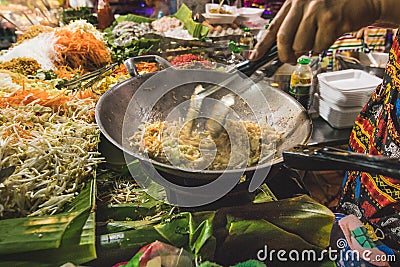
[309, 116, 352, 146]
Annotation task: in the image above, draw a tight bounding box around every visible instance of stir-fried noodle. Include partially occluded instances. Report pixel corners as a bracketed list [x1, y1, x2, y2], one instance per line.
[129, 119, 282, 170]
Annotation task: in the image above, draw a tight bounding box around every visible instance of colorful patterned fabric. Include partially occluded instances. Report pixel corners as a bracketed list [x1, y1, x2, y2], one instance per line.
[337, 28, 400, 263]
[325, 33, 364, 71]
[363, 27, 388, 53]
[326, 27, 388, 71]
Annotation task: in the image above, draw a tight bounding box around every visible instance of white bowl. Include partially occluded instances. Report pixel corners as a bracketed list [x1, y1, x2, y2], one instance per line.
[238, 7, 264, 20]
[202, 13, 237, 24]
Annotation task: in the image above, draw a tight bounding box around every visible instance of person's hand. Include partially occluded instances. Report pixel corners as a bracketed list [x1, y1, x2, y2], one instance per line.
[249, 0, 385, 64]
[351, 27, 366, 40]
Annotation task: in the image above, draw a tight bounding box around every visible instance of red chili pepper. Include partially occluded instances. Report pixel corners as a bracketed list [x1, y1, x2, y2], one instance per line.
[170, 54, 207, 66]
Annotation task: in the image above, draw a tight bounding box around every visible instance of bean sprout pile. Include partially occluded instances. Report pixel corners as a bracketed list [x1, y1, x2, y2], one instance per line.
[0, 75, 103, 219]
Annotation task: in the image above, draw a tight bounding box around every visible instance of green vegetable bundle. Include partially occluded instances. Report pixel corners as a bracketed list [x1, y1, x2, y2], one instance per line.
[61, 7, 98, 26]
[104, 16, 160, 63]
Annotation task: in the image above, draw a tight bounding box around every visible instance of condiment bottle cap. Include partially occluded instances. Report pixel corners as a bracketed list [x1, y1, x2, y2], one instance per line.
[297, 56, 310, 64]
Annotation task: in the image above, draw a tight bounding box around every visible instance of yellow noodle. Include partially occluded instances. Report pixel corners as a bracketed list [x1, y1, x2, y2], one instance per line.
[129, 120, 282, 170]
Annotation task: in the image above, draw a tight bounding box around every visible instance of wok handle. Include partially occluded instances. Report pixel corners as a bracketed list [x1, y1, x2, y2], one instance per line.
[124, 55, 172, 77]
[283, 145, 400, 179]
[235, 43, 281, 77]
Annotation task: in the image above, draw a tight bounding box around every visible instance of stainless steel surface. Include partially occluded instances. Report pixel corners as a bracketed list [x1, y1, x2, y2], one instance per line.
[308, 117, 351, 146]
[124, 55, 171, 77]
[95, 68, 312, 180]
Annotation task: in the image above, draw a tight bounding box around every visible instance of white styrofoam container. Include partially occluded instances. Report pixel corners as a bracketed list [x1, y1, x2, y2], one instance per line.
[236, 7, 264, 22]
[202, 13, 238, 24]
[205, 3, 238, 15]
[318, 96, 363, 129]
[317, 69, 382, 107]
[204, 4, 238, 24]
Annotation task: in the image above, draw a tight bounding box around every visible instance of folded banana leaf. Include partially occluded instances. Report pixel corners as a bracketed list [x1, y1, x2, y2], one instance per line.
[173, 4, 209, 39]
[0, 179, 96, 267]
[213, 197, 333, 265]
[96, 191, 334, 266]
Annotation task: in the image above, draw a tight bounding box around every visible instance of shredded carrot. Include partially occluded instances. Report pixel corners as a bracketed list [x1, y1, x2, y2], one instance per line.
[0, 86, 97, 112]
[54, 65, 85, 80]
[112, 63, 128, 76]
[135, 62, 158, 74]
[54, 29, 112, 72]
[77, 88, 96, 99]
[0, 88, 71, 110]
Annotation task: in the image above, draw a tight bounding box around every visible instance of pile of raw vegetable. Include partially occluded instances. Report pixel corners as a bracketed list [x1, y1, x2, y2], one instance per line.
[0, 19, 123, 219]
[0, 7, 212, 221]
[103, 4, 210, 63]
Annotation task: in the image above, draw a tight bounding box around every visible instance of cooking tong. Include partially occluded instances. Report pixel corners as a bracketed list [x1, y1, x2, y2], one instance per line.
[283, 145, 400, 179]
[234, 43, 281, 77]
[195, 43, 281, 99]
[180, 43, 282, 137]
[56, 63, 119, 91]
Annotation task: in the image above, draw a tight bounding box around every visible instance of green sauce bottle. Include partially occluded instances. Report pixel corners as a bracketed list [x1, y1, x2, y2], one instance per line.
[289, 56, 313, 109]
[239, 28, 254, 50]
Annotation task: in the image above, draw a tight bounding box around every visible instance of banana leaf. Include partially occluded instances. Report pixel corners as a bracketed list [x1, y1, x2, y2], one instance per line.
[0, 179, 96, 266]
[216, 195, 334, 248]
[115, 14, 155, 24]
[155, 211, 216, 259]
[97, 193, 334, 266]
[213, 195, 335, 266]
[173, 4, 209, 39]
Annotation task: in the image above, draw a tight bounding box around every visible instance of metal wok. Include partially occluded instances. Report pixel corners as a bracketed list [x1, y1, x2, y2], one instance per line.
[95, 65, 312, 182]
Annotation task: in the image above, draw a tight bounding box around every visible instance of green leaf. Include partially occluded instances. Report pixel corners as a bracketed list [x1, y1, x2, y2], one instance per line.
[115, 14, 155, 24]
[98, 227, 167, 251]
[124, 251, 143, 267]
[0, 210, 96, 266]
[253, 184, 277, 203]
[217, 195, 335, 249]
[172, 4, 209, 39]
[216, 219, 322, 265]
[0, 179, 96, 266]
[155, 213, 190, 248]
[198, 261, 223, 267]
[188, 212, 215, 256]
[107, 219, 163, 233]
[231, 260, 267, 267]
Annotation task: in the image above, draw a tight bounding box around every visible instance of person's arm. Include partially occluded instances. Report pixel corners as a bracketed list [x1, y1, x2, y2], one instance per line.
[378, 0, 400, 25]
[250, 0, 400, 64]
